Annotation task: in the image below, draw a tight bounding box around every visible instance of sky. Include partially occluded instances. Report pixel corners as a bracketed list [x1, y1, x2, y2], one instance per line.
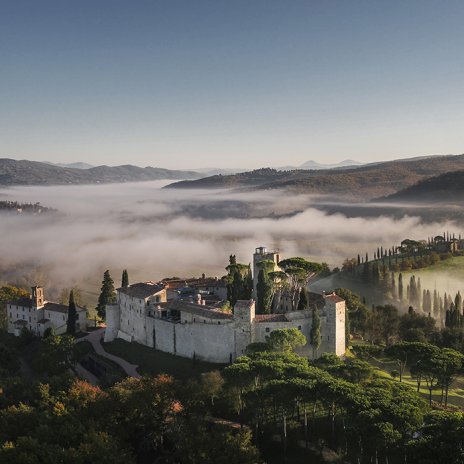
[1, 0, 463, 169]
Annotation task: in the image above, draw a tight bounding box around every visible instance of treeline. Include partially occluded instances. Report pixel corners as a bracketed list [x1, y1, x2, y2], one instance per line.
[0, 332, 261, 463]
[222, 343, 464, 463]
[339, 287, 464, 354]
[343, 233, 462, 276]
[0, 201, 56, 214]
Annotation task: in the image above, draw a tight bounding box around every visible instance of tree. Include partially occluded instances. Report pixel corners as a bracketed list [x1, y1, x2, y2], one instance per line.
[96, 270, 116, 319]
[256, 269, 273, 314]
[297, 287, 309, 311]
[200, 371, 225, 406]
[398, 273, 404, 302]
[278, 257, 322, 311]
[309, 308, 321, 358]
[66, 290, 77, 335]
[266, 328, 306, 353]
[334, 288, 368, 336]
[226, 259, 253, 307]
[121, 269, 129, 288]
[35, 334, 77, 376]
[374, 305, 399, 346]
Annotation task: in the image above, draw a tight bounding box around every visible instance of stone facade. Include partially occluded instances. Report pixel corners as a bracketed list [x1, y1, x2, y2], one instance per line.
[7, 287, 87, 336]
[105, 280, 346, 363]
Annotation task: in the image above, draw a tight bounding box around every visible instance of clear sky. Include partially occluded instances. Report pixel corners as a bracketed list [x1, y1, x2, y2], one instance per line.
[1, 0, 463, 169]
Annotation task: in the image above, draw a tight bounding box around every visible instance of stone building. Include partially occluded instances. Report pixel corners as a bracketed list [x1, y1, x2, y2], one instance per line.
[104, 281, 346, 363]
[7, 286, 87, 336]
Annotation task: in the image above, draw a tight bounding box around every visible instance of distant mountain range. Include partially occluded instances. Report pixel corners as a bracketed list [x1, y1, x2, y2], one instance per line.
[165, 154, 464, 200]
[0, 159, 203, 186]
[45, 161, 95, 170]
[278, 159, 363, 170]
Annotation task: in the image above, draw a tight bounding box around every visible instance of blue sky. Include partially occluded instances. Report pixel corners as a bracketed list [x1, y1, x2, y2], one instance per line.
[1, 0, 463, 169]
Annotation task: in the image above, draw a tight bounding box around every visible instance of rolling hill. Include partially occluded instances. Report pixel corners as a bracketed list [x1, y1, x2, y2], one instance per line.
[380, 170, 464, 203]
[0, 159, 204, 186]
[165, 154, 464, 199]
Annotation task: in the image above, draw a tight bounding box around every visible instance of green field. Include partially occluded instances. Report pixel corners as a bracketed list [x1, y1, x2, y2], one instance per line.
[103, 338, 224, 380]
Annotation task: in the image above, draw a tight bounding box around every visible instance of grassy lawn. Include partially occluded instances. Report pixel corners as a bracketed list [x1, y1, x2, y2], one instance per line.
[103, 339, 224, 380]
[347, 345, 464, 409]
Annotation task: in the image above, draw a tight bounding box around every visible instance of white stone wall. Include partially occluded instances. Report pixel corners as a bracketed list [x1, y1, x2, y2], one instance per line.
[7, 303, 39, 334]
[108, 287, 346, 363]
[104, 305, 121, 342]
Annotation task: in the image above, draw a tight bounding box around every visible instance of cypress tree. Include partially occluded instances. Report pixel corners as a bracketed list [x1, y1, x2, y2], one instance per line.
[66, 290, 77, 335]
[391, 272, 396, 299]
[96, 270, 116, 320]
[433, 290, 439, 318]
[297, 287, 309, 311]
[455, 291, 462, 313]
[121, 269, 129, 288]
[309, 308, 321, 359]
[256, 269, 272, 314]
[398, 273, 403, 301]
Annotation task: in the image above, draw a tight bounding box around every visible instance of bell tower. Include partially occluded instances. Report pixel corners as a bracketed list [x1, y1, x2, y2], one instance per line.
[31, 286, 44, 308]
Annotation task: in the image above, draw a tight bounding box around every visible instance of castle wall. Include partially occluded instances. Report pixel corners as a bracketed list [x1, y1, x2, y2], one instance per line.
[104, 304, 121, 342]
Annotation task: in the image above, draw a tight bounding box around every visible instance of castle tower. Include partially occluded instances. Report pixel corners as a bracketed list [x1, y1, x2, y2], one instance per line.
[31, 286, 44, 308]
[233, 300, 256, 358]
[322, 293, 346, 356]
[252, 247, 280, 298]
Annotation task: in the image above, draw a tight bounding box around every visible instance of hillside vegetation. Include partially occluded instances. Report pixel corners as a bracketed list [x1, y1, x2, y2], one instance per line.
[381, 170, 464, 203]
[166, 154, 464, 199]
[0, 158, 203, 186]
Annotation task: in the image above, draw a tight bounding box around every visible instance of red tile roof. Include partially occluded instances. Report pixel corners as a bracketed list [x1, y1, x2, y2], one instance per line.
[324, 292, 345, 303]
[254, 314, 288, 323]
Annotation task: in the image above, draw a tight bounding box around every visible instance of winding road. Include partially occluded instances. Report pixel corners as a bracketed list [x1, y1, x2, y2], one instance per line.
[76, 328, 141, 379]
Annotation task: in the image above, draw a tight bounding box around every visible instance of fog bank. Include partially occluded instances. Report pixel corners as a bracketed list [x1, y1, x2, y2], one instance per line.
[0, 182, 458, 304]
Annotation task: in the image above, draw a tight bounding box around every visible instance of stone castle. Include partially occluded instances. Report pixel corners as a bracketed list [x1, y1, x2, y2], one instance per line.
[104, 247, 346, 363]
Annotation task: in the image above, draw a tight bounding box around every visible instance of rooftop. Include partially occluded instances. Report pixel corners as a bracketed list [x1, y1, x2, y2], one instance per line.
[8, 297, 33, 308]
[324, 292, 345, 304]
[43, 302, 85, 314]
[158, 299, 234, 320]
[118, 282, 165, 299]
[163, 277, 227, 289]
[254, 314, 288, 323]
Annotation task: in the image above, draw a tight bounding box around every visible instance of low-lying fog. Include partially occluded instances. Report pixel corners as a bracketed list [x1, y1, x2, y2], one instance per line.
[0, 181, 460, 305]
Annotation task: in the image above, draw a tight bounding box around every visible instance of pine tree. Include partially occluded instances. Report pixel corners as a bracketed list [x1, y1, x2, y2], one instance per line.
[309, 308, 321, 359]
[121, 269, 129, 288]
[96, 270, 116, 319]
[297, 287, 309, 311]
[66, 289, 77, 335]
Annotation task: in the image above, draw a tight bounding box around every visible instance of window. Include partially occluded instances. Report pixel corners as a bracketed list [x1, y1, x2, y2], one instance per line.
[193, 318, 196, 322]
[265, 327, 270, 333]
[63, 315, 65, 321]
[298, 325, 302, 330]
[218, 321, 220, 325]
